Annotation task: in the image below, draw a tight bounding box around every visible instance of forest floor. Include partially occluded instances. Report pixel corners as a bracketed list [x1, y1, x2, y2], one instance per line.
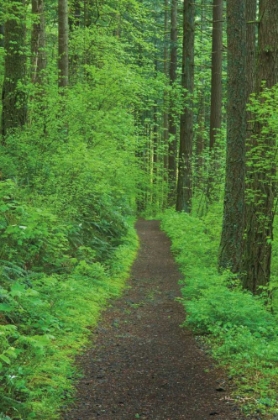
[61, 219, 254, 420]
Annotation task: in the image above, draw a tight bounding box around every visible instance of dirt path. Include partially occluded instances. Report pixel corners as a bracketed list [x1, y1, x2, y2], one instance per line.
[61, 220, 248, 420]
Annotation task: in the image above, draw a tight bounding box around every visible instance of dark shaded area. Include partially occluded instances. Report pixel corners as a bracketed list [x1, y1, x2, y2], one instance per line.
[61, 220, 250, 420]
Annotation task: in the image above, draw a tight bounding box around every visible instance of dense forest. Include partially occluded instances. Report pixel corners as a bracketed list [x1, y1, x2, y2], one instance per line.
[0, 0, 278, 418]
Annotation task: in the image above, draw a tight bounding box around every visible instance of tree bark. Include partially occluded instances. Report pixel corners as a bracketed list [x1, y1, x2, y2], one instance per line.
[219, 0, 246, 271]
[176, 0, 195, 213]
[58, 0, 69, 89]
[241, 0, 278, 293]
[1, 1, 27, 138]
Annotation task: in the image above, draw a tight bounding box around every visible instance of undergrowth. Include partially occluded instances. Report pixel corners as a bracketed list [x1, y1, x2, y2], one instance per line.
[0, 180, 138, 419]
[161, 207, 278, 418]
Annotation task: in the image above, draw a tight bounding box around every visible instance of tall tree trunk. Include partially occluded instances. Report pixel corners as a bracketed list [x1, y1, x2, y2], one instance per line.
[176, 0, 195, 213]
[246, 0, 257, 107]
[219, 0, 246, 271]
[168, 0, 178, 205]
[31, 0, 46, 84]
[242, 0, 278, 293]
[1, 1, 27, 138]
[209, 0, 223, 151]
[195, 0, 208, 196]
[58, 0, 69, 89]
[163, 0, 169, 205]
[240, 0, 257, 287]
[207, 0, 223, 201]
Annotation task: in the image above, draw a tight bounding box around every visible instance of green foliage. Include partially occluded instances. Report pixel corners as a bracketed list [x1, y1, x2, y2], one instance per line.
[0, 219, 138, 419]
[0, 1, 148, 417]
[161, 208, 278, 417]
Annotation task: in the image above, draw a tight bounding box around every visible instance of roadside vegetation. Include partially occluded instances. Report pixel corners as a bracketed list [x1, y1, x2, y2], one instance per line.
[161, 208, 278, 418]
[0, 178, 138, 419]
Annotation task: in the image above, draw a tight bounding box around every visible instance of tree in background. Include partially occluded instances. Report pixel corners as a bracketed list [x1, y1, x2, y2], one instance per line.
[209, 0, 222, 152]
[207, 0, 223, 201]
[1, 0, 27, 137]
[58, 0, 69, 88]
[168, 0, 178, 204]
[31, 0, 46, 85]
[176, 0, 195, 213]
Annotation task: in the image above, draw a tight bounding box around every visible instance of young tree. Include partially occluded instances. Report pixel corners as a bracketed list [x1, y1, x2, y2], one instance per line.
[1, 0, 27, 138]
[176, 0, 195, 212]
[241, 0, 278, 293]
[58, 0, 69, 88]
[218, 0, 246, 271]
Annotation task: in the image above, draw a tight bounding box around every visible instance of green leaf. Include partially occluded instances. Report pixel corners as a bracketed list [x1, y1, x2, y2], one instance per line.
[0, 355, 11, 365]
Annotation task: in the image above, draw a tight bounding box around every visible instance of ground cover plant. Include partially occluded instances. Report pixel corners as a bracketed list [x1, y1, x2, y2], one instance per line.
[161, 208, 278, 418]
[0, 190, 138, 419]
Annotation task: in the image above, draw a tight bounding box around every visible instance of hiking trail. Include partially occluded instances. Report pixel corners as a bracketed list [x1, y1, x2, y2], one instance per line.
[61, 219, 249, 420]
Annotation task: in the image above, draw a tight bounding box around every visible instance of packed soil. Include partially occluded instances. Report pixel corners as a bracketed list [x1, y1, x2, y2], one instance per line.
[61, 219, 251, 420]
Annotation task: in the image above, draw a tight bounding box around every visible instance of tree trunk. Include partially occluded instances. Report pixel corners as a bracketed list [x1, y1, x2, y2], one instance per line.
[31, 0, 46, 84]
[241, 0, 278, 293]
[58, 0, 69, 89]
[162, 0, 169, 208]
[1, 1, 27, 138]
[246, 0, 257, 106]
[240, 0, 257, 287]
[195, 95, 205, 187]
[176, 0, 195, 213]
[206, 0, 223, 201]
[69, 0, 81, 30]
[0, 24, 4, 48]
[209, 0, 223, 151]
[219, 0, 246, 271]
[168, 0, 178, 205]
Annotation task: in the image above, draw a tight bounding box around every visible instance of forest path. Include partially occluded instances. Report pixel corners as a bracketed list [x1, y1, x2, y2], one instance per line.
[61, 219, 247, 420]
